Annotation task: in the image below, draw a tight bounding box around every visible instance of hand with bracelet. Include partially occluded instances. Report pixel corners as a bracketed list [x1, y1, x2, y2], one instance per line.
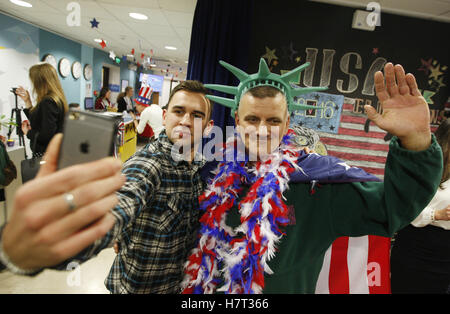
[0, 134, 125, 274]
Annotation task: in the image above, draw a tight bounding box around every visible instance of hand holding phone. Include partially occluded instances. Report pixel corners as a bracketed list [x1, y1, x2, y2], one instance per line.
[58, 110, 119, 169]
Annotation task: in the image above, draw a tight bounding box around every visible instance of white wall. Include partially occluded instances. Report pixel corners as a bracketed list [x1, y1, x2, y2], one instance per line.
[160, 77, 181, 108]
[0, 47, 38, 153]
[102, 63, 121, 105]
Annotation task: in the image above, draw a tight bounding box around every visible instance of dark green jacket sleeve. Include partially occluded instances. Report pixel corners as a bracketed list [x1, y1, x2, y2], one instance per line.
[329, 135, 443, 238]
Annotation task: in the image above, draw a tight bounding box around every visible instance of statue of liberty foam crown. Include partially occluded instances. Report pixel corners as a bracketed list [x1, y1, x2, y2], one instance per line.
[204, 58, 329, 117]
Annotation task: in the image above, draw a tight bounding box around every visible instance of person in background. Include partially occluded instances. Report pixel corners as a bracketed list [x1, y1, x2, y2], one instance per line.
[390, 118, 450, 294]
[95, 87, 112, 111]
[130, 85, 164, 139]
[15, 63, 68, 156]
[117, 87, 134, 113]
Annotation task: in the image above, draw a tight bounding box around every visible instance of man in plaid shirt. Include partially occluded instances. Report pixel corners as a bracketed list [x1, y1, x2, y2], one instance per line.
[0, 81, 214, 294]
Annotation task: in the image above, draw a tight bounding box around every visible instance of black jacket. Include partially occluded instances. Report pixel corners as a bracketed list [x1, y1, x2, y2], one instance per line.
[23, 98, 65, 155]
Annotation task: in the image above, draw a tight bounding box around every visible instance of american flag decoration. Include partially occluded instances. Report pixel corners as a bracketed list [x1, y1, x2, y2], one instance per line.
[315, 235, 391, 294]
[315, 99, 439, 180]
[135, 85, 153, 107]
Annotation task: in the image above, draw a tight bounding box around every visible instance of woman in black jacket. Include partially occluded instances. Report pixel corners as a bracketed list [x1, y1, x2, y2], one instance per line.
[117, 86, 134, 113]
[15, 63, 68, 156]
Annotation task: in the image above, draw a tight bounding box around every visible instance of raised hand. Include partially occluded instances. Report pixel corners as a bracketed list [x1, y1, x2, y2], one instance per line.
[15, 86, 32, 109]
[1, 134, 125, 270]
[364, 63, 431, 151]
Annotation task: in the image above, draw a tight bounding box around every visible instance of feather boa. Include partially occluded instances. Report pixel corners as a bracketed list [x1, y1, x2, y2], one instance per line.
[181, 131, 301, 294]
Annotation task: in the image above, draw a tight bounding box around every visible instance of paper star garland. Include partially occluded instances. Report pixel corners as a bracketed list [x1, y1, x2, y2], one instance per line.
[372, 47, 379, 55]
[109, 51, 116, 60]
[99, 40, 106, 49]
[90, 18, 99, 28]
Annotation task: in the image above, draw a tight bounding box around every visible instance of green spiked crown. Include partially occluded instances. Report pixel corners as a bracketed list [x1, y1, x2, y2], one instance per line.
[205, 58, 328, 117]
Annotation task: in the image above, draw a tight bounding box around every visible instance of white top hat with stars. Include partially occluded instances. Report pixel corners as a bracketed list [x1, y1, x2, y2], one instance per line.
[135, 85, 153, 106]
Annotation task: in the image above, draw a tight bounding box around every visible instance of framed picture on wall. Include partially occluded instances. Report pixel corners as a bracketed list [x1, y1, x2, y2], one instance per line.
[121, 79, 129, 92]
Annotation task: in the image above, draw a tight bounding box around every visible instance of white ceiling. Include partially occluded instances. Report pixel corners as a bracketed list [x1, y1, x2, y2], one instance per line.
[0, 0, 197, 78]
[0, 0, 449, 79]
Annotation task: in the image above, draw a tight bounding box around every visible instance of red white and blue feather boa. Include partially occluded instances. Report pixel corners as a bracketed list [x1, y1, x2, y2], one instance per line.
[181, 130, 302, 294]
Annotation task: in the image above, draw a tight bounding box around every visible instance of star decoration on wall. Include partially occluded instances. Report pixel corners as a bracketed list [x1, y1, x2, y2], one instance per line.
[436, 76, 446, 89]
[422, 90, 435, 105]
[418, 58, 432, 75]
[372, 47, 379, 55]
[429, 65, 443, 80]
[109, 51, 116, 60]
[90, 18, 99, 28]
[262, 46, 278, 65]
[99, 40, 106, 49]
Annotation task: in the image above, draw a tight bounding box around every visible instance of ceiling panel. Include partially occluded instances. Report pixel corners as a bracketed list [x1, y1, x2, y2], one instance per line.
[163, 10, 194, 28]
[99, 3, 171, 26]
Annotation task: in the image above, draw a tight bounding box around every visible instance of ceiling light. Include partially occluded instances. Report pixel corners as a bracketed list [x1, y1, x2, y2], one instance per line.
[150, 64, 157, 67]
[10, 0, 32, 7]
[129, 13, 148, 20]
[165, 46, 177, 50]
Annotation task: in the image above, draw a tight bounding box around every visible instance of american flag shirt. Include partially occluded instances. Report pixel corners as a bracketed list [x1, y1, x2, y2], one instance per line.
[62, 131, 206, 293]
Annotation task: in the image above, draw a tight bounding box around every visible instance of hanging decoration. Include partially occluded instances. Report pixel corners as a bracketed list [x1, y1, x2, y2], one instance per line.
[90, 18, 99, 28]
[99, 40, 106, 49]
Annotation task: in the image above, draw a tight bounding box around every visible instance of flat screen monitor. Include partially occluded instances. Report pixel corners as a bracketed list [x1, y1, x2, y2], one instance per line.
[139, 73, 164, 92]
[84, 97, 94, 110]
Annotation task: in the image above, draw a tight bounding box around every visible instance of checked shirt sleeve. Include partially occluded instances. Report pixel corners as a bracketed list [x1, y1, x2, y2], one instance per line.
[50, 151, 161, 271]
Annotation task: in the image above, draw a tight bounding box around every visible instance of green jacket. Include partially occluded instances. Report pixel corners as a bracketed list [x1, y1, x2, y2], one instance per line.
[226, 136, 443, 293]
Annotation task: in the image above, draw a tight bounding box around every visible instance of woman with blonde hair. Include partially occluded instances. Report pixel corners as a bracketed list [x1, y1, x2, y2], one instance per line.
[15, 62, 68, 156]
[117, 86, 134, 113]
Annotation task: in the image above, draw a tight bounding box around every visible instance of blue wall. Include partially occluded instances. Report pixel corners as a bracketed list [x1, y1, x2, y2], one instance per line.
[39, 29, 82, 104]
[1, 12, 139, 108]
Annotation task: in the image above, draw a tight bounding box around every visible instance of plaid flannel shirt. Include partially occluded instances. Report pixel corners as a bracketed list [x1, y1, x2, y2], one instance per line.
[61, 131, 206, 293]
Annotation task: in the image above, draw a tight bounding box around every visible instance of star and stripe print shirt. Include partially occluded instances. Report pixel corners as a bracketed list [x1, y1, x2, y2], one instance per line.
[55, 131, 206, 294]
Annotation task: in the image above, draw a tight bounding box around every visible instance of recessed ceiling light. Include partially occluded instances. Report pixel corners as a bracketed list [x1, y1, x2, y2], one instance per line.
[10, 0, 32, 7]
[129, 13, 148, 20]
[165, 46, 177, 50]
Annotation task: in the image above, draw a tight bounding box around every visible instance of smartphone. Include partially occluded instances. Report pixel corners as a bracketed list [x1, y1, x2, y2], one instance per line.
[58, 110, 119, 169]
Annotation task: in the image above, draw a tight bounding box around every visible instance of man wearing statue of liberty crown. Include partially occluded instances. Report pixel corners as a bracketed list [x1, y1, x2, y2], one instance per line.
[182, 58, 443, 294]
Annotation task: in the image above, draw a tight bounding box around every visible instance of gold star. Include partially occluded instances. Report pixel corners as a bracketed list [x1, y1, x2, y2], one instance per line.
[436, 76, 446, 89]
[262, 46, 278, 65]
[429, 65, 443, 80]
[295, 56, 301, 63]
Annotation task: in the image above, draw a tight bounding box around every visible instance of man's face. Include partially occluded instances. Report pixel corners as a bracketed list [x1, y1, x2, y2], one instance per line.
[235, 91, 290, 160]
[136, 103, 144, 113]
[163, 90, 213, 148]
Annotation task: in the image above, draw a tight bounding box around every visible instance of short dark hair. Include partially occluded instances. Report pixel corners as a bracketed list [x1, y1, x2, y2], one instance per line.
[164, 80, 212, 120]
[245, 85, 283, 99]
